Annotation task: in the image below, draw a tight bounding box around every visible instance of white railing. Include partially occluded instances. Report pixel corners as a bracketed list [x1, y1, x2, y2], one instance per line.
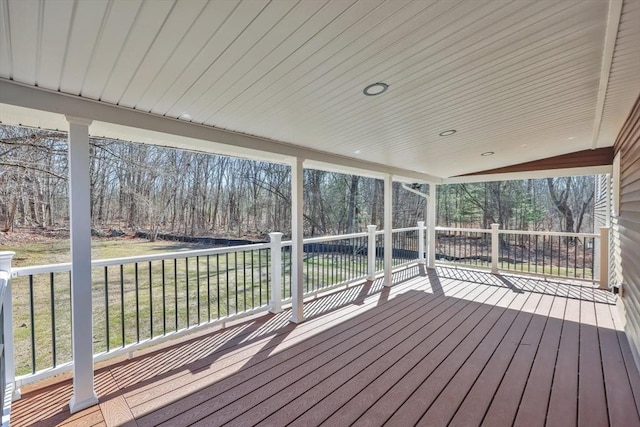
[434, 224, 608, 283]
[3, 225, 423, 393]
[0, 252, 15, 427]
[1, 221, 611, 403]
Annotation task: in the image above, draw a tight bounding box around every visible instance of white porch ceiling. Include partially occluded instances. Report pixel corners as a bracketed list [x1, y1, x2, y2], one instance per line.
[0, 0, 638, 179]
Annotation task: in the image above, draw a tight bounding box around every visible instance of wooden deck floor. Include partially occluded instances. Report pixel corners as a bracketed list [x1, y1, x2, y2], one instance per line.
[12, 266, 640, 427]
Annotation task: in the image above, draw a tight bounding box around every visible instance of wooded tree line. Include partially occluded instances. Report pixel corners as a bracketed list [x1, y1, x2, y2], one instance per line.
[0, 125, 596, 238]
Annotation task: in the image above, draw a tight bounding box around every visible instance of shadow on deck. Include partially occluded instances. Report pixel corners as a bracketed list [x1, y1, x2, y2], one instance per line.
[11, 266, 639, 427]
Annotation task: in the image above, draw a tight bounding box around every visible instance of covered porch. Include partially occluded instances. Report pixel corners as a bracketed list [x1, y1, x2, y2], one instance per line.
[11, 265, 639, 427]
[1, 0, 639, 425]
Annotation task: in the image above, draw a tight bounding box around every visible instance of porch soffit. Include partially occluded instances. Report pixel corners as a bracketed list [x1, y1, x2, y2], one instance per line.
[0, 0, 638, 179]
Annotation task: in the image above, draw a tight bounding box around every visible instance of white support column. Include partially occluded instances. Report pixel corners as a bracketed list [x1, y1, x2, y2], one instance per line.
[269, 232, 283, 313]
[367, 225, 377, 280]
[417, 221, 425, 264]
[427, 183, 436, 269]
[66, 116, 98, 413]
[0, 251, 18, 402]
[384, 175, 393, 287]
[291, 158, 304, 323]
[491, 223, 500, 274]
[599, 226, 610, 289]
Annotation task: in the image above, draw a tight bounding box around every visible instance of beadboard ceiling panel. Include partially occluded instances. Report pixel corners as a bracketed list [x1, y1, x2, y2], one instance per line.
[0, 0, 638, 178]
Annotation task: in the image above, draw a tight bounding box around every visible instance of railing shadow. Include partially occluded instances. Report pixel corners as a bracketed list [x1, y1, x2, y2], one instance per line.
[436, 266, 615, 304]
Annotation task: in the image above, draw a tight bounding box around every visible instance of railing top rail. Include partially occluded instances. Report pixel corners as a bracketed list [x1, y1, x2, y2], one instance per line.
[12, 262, 72, 276]
[12, 242, 272, 277]
[436, 227, 491, 233]
[304, 232, 368, 243]
[498, 230, 599, 238]
[435, 226, 599, 238]
[392, 227, 420, 233]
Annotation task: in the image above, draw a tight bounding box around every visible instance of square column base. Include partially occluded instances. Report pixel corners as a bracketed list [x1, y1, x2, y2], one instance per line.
[69, 394, 99, 414]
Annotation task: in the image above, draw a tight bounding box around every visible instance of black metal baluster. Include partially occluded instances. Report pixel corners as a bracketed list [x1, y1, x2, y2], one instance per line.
[207, 255, 211, 322]
[149, 261, 153, 338]
[50, 272, 56, 367]
[216, 254, 221, 318]
[29, 275, 36, 374]
[104, 267, 110, 352]
[316, 246, 324, 289]
[565, 236, 569, 277]
[520, 234, 524, 272]
[185, 257, 190, 327]
[162, 260, 166, 335]
[542, 236, 546, 274]
[549, 236, 553, 275]
[574, 240, 578, 278]
[135, 263, 140, 343]
[174, 258, 178, 331]
[196, 256, 201, 324]
[226, 252, 230, 316]
[120, 264, 125, 347]
[234, 252, 238, 314]
[258, 250, 263, 307]
[251, 250, 255, 309]
[264, 249, 269, 304]
[243, 251, 247, 312]
[528, 234, 531, 272]
[534, 235, 539, 274]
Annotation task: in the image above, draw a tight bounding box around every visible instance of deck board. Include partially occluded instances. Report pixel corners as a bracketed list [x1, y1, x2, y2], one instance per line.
[411, 288, 523, 427]
[272, 285, 507, 427]
[388, 288, 514, 426]
[546, 297, 581, 427]
[447, 291, 540, 427]
[512, 295, 566, 427]
[595, 302, 640, 427]
[10, 266, 638, 427]
[136, 280, 461, 425]
[164, 279, 480, 426]
[480, 293, 554, 427]
[578, 293, 609, 427]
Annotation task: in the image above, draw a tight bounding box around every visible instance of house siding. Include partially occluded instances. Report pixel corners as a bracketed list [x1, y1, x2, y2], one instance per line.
[614, 95, 640, 367]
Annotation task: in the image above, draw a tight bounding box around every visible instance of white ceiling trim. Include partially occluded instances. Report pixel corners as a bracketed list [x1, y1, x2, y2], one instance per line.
[443, 165, 612, 184]
[0, 78, 441, 183]
[591, 0, 624, 149]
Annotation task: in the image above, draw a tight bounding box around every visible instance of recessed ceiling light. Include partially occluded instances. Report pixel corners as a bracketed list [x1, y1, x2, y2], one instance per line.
[180, 113, 192, 120]
[363, 82, 388, 96]
[567, 136, 575, 140]
[439, 129, 456, 136]
[521, 143, 528, 147]
[481, 151, 494, 156]
[354, 150, 361, 154]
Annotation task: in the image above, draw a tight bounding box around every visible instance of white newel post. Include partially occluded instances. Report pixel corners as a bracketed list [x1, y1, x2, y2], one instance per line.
[599, 226, 610, 290]
[291, 158, 304, 323]
[367, 225, 377, 280]
[418, 221, 425, 264]
[491, 223, 500, 274]
[269, 232, 283, 313]
[0, 251, 18, 404]
[427, 183, 436, 269]
[66, 116, 99, 413]
[384, 175, 393, 286]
